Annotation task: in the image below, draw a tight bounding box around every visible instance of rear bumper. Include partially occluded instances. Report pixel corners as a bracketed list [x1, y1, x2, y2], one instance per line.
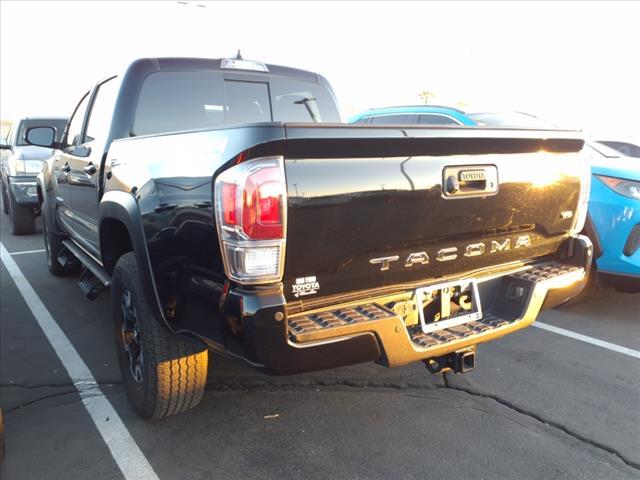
[7, 176, 39, 207]
[227, 235, 592, 374]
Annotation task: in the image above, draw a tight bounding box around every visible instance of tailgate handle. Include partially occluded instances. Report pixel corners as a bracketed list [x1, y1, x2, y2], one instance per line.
[443, 165, 498, 198]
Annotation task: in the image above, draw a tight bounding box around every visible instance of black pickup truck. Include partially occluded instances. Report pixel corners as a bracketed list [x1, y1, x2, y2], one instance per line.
[26, 57, 592, 418]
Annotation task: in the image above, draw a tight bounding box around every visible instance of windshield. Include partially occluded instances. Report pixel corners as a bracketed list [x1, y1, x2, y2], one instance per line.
[133, 70, 341, 136]
[16, 119, 68, 145]
[467, 112, 556, 129]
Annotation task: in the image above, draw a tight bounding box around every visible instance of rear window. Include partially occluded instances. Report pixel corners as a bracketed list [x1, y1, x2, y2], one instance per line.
[270, 78, 339, 123]
[17, 119, 67, 145]
[225, 80, 271, 124]
[133, 70, 341, 136]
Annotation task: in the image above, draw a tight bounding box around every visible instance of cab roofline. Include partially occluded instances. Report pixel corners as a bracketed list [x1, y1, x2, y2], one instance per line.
[125, 57, 321, 83]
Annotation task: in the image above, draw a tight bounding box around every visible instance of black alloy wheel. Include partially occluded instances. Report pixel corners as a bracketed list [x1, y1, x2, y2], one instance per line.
[120, 289, 144, 384]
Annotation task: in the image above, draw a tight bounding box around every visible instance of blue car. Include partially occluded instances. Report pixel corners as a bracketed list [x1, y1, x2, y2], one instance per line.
[583, 143, 640, 292]
[350, 106, 640, 293]
[349, 106, 553, 128]
[349, 105, 477, 126]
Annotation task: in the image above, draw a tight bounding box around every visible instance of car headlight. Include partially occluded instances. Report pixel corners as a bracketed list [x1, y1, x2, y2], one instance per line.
[596, 175, 640, 200]
[13, 159, 43, 175]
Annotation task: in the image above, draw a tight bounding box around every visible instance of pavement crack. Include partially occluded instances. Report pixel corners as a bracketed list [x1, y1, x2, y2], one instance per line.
[442, 373, 640, 472]
[3, 389, 79, 414]
[205, 376, 444, 392]
[2, 381, 123, 414]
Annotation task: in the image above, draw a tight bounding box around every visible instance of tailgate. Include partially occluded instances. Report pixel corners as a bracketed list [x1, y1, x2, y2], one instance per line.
[282, 126, 585, 304]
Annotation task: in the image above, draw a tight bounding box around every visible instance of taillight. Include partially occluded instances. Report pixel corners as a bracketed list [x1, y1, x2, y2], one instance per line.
[242, 166, 283, 239]
[215, 156, 286, 284]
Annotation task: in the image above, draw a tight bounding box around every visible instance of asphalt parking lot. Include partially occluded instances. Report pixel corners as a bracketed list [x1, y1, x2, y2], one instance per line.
[1, 209, 639, 480]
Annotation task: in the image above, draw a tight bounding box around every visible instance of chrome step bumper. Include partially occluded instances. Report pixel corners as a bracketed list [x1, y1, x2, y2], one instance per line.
[286, 260, 588, 367]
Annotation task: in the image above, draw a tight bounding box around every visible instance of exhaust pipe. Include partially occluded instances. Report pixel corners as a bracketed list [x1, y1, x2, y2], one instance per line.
[424, 347, 476, 374]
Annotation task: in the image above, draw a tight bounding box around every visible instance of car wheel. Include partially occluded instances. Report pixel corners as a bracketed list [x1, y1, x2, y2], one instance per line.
[42, 207, 80, 276]
[111, 252, 208, 419]
[7, 187, 35, 235]
[1, 180, 9, 215]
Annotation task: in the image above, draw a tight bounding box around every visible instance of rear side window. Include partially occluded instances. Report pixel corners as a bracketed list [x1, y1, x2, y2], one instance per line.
[370, 114, 416, 125]
[417, 114, 460, 125]
[133, 69, 341, 136]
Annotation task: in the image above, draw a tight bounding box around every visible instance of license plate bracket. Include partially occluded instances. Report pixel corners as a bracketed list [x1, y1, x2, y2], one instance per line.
[416, 280, 483, 334]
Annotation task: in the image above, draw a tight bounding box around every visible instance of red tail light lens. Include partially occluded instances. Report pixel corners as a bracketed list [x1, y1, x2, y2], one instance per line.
[214, 157, 287, 284]
[242, 166, 283, 239]
[218, 164, 283, 240]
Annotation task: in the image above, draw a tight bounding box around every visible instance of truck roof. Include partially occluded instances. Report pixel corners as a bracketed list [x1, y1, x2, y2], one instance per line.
[121, 57, 322, 83]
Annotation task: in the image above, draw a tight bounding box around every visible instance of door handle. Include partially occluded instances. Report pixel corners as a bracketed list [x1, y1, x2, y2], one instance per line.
[62, 163, 71, 173]
[83, 163, 97, 175]
[442, 165, 498, 198]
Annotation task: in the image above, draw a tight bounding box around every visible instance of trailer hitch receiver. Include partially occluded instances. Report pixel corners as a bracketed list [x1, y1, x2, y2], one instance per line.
[424, 347, 477, 374]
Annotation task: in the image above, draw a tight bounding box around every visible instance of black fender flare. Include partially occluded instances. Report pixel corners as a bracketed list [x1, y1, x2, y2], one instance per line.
[99, 190, 174, 334]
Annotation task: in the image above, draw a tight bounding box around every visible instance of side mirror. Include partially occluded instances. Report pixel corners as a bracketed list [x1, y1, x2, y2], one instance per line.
[0, 138, 10, 150]
[24, 126, 56, 148]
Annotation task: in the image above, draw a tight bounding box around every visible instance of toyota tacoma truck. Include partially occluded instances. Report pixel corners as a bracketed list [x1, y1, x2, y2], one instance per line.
[26, 57, 592, 418]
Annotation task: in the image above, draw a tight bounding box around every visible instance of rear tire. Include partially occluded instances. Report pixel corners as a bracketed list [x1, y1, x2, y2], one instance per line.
[7, 188, 35, 235]
[111, 252, 208, 419]
[42, 207, 80, 276]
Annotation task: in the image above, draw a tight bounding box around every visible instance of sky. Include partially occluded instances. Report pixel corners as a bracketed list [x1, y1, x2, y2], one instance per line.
[1, 1, 639, 141]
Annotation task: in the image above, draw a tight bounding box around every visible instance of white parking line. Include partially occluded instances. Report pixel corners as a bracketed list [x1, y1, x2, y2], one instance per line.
[0, 242, 159, 480]
[534, 321, 640, 359]
[10, 248, 46, 255]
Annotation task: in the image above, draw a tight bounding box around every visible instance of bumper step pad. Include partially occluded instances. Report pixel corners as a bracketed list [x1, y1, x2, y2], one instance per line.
[288, 304, 396, 342]
[287, 261, 585, 350]
[510, 263, 582, 283]
[411, 314, 508, 348]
